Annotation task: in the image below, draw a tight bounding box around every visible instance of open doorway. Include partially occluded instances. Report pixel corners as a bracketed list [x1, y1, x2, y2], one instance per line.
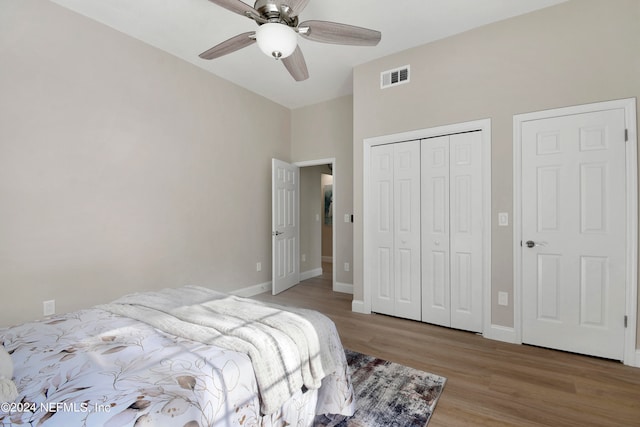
[321, 171, 333, 278]
[296, 159, 336, 289]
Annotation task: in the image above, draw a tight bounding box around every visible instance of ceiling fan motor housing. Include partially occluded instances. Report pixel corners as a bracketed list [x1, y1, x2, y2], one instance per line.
[254, 0, 297, 26]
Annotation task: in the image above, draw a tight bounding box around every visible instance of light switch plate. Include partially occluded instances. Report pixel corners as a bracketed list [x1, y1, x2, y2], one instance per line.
[498, 292, 509, 306]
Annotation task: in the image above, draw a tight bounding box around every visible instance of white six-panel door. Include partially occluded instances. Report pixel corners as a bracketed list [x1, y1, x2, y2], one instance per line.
[520, 109, 627, 360]
[370, 141, 421, 320]
[272, 159, 300, 295]
[421, 132, 484, 332]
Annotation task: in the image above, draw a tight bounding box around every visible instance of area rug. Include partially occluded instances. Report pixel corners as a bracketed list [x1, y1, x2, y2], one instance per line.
[315, 349, 447, 426]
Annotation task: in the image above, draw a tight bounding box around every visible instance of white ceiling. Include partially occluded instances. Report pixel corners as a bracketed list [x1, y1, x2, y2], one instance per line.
[50, 0, 567, 109]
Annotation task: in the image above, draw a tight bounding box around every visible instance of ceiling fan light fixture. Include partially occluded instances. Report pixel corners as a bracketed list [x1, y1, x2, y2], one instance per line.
[256, 23, 297, 59]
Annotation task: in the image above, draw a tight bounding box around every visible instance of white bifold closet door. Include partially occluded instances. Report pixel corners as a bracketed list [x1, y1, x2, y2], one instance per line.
[370, 141, 422, 321]
[421, 132, 483, 332]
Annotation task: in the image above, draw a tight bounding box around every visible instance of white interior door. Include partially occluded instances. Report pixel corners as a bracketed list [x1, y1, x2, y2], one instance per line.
[370, 141, 421, 320]
[421, 132, 483, 332]
[272, 159, 299, 295]
[521, 109, 627, 360]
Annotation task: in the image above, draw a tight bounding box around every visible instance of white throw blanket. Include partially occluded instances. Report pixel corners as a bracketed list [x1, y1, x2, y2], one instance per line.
[98, 286, 338, 415]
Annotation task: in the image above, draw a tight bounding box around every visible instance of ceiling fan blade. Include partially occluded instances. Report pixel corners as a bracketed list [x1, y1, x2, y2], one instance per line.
[207, 0, 259, 19]
[282, 46, 309, 81]
[298, 20, 381, 46]
[285, 0, 311, 17]
[199, 32, 256, 60]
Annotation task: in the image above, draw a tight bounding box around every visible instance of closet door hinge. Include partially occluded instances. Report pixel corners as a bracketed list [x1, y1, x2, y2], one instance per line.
[624, 315, 628, 328]
[625, 129, 628, 142]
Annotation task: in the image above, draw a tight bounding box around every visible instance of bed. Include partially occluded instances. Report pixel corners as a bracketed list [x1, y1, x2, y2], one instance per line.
[0, 286, 355, 426]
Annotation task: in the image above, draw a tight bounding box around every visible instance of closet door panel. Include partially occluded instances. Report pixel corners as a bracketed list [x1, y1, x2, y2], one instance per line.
[394, 141, 421, 321]
[371, 145, 395, 316]
[421, 136, 451, 326]
[449, 132, 483, 332]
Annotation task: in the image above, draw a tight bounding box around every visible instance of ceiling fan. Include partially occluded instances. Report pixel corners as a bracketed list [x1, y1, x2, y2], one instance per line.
[199, 0, 382, 81]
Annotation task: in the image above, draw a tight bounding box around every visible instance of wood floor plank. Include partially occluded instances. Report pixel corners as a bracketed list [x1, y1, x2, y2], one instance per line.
[252, 266, 640, 426]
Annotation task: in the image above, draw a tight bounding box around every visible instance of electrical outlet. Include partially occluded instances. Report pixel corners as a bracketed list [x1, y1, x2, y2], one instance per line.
[256, 262, 262, 272]
[344, 214, 350, 223]
[498, 292, 509, 306]
[344, 262, 350, 272]
[498, 212, 509, 226]
[43, 300, 56, 316]
[301, 254, 306, 262]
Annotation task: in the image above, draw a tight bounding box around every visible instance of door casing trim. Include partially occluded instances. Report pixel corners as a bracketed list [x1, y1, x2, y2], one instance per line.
[294, 158, 339, 292]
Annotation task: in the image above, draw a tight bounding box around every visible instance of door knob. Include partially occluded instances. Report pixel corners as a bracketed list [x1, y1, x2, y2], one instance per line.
[525, 240, 547, 248]
[272, 231, 283, 236]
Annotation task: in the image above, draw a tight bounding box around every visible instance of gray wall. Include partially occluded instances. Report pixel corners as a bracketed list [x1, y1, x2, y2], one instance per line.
[352, 0, 640, 330]
[4, 0, 638, 343]
[292, 96, 354, 288]
[0, 0, 291, 326]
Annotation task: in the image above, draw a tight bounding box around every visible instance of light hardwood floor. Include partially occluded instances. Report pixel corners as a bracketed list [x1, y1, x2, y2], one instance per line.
[253, 264, 640, 427]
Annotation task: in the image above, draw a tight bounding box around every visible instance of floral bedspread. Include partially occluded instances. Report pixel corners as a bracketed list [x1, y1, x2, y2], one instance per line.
[0, 307, 354, 426]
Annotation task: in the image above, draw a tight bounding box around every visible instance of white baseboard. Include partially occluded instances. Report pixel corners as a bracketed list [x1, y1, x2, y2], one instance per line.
[483, 324, 518, 344]
[231, 275, 349, 298]
[231, 281, 272, 297]
[352, 299, 368, 314]
[300, 268, 323, 281]
[322, 256, 333, 263]
[334, 282, 353, 294]
[634, 349, 640, 368]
